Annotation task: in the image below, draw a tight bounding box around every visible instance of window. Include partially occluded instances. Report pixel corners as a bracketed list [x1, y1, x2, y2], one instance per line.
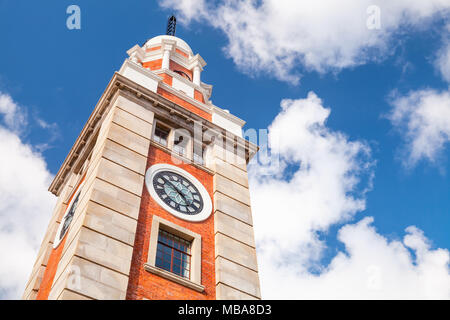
[152, 121, 208, 166]
[156, 230, 191, 279]
[144, 216, 204, 292]
[174, 70, 192, 82]
[154, 124, 170, 146]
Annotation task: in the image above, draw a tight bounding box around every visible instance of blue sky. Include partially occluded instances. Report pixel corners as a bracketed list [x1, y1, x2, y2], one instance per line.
[0, 0, 449, 299]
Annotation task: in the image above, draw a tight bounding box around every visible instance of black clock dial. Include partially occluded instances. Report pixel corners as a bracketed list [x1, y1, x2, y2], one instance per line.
[59, 192, 80, 240]
[152, 171, 204, 215]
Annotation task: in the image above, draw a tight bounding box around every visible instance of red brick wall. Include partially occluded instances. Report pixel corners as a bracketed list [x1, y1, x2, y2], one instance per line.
[194, 90, 205, 103]
[142, 59, 162, 71]
[36, 235, 67, 300]
[160, 73, 173, 86]
[126, 147, 215, 300]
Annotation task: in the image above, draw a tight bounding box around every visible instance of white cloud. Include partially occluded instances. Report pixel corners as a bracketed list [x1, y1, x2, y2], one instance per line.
[161, 0, 206, 23]
[0, 92, 27, 133]
[0, 92, 55, 299]
[388, 89, 450, 167]
[436, 44, 450, 83]
[248, 92, 449, 299]
[257, 217, 450, 299]
[435, 24, 450, 83]
[160, 0, 450, 83]
[249, 92, 373, 251]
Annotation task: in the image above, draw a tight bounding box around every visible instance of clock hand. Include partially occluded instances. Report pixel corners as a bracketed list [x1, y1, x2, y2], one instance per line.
[174, 184, 189, 205]
[171, 183, 189, 205]
[161, 176, 189, 205]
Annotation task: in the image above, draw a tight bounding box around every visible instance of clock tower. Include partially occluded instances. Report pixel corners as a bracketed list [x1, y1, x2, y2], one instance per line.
[22, 20, 261, 300]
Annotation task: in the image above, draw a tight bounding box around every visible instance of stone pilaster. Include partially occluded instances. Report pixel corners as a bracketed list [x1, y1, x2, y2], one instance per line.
[22, 172, 79, 300]
[211, 142, 261, 300]
[47, 94, 154, 300]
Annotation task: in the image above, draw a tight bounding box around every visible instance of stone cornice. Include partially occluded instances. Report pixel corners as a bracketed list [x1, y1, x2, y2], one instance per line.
[49, 73, 258, 196]
[126, 45, 145, 62]
[120, 59, 163, 83]
[48, 75, 119, 196]
[188, 54, 207, 70]
[211, 105, 247, 127]
[161, 39, 177, 52]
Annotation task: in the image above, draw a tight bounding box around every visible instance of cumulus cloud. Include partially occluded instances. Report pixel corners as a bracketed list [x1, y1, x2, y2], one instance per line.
[160, 0, 450, 83]
[436, 44, 450, 84]
[435, 24, 450, 83]
[388, 89, 450, 167]
[0, 92, 27, 133]
[257, 217, 450, 299]
[249, 92, 373, 250]
[0, 92, 55, 299]
[248, 92, 449, 299]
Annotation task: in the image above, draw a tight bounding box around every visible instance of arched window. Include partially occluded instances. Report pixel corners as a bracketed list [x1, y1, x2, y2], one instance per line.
[174, 70, 192, 81]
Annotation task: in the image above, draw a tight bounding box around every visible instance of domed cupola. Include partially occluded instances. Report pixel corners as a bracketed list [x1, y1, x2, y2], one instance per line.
[118, 16, 244, 137]
[125, 16, 208, 100]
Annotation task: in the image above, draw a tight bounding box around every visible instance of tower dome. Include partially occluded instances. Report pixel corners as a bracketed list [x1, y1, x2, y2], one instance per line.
[144, 35, 193, 56]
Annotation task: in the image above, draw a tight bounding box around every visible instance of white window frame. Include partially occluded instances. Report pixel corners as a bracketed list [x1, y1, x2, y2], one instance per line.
[152, 120, 171, 147]
[152, 120, 194, 161]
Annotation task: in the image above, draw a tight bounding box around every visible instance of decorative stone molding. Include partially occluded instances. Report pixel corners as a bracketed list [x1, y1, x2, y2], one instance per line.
[143, 264, 205, 293]
[126, 45, 146, 64]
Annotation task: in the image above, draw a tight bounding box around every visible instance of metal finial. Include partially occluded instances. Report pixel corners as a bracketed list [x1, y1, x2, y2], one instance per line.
[166, 15, 177, 36]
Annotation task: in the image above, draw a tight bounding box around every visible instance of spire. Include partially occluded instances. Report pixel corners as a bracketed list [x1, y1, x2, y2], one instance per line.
[166, 15, 177, 36]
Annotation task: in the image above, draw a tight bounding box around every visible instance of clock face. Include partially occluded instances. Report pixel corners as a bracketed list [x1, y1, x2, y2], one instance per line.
[145, 164, 212, 222]
[59, 192, 80, 241]
[53, 180, 85, 248]
[152, 171, 204, 215]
